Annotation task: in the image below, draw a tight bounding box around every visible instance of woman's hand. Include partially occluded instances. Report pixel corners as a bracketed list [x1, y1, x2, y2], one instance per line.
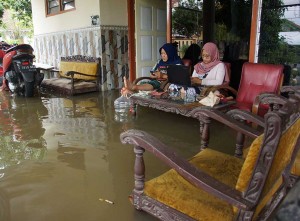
[191, 77, 202, 86]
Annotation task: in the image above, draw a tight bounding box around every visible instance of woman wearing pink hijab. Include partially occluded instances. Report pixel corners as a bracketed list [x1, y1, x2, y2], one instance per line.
[191, 42, 228, 87]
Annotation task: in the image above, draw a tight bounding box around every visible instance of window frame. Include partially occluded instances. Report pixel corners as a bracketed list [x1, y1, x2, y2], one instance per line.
[45, 0, 76, 17]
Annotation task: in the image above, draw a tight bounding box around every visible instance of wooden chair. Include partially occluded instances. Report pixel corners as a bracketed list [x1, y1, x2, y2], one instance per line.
[120, 97, 300, 221]
[226, 86, 300, 158]
[40, 55, 101, 96]
[228, 86, 300, 177]
[202, 62, 284, 117]
[182, 58, 193, 75]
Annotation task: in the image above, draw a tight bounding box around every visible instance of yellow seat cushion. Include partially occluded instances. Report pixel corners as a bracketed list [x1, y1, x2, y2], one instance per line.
[237, 119, 300, 192]
[59, 61, 98, 80]
[235, 135, 264, 192]
[235, 118, 300, 217]
[144, 148, 244, 221]
[291, 151, 300, 176]
[243, 146, 300, 177]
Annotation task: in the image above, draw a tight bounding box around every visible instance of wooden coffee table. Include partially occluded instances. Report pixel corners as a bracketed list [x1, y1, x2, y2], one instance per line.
[129, 93, 234, 116]
[129, 93, 235, 149]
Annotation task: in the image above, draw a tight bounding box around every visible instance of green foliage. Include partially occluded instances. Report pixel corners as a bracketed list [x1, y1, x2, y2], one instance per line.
[0, 2, 5, 25]
[258, 0, 286, 64]
[172, 0, 202, 37]
[1, 9, 33, 43]
[215, 23, 241, 42]
[282, 19, 300, 32]
[0, 0, 32, 42]
[215, 0, 252, 40]
[0, 0, 32, 27]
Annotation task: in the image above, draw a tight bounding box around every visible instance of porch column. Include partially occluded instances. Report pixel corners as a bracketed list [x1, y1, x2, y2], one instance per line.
[167, 0, 172, 43]
[249, 0, 262, 63]
[127, 0, 136, 81]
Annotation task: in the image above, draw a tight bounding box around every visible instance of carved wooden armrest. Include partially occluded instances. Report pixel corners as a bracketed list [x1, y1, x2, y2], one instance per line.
[281, 85, 300, 102]
[226, 109, 265, 128]
[189, 108, 262, 157]
[65, 71, 98, 78]
[281, 85, 300, 94]
[188, 108, 261, 139]
[64, 71, 98, 93]
[252, 93, 293, 116]
[120, 129, 254, 210]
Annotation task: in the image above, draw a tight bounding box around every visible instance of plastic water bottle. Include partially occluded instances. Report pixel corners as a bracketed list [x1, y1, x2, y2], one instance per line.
[185, 87, 197, 102]
[114, 95, 131, 122]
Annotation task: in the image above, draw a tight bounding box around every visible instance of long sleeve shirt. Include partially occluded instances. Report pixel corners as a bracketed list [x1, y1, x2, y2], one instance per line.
[192, 63, 226, 86]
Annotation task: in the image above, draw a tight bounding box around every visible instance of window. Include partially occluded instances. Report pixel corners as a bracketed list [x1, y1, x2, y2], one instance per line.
[46, 0, 75, 15]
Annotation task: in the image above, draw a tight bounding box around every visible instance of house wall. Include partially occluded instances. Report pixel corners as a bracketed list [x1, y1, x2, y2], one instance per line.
[31, 0, 101, 35]
[31, 0, 128, 90]
[99, 0, 128, 26]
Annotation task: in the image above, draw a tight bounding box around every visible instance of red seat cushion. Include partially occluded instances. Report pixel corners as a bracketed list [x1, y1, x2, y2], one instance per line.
[235, 62, 283, 117]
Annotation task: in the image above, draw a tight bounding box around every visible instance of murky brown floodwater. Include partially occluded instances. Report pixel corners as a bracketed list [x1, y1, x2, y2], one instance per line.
[0, 89, 240, 221]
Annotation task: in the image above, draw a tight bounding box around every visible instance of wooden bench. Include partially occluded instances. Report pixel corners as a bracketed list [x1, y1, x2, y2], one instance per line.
[40, 55, 101, 96]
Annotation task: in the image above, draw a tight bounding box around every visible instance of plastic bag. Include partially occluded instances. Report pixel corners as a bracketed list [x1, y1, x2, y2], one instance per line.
[199, 91, 220, 107]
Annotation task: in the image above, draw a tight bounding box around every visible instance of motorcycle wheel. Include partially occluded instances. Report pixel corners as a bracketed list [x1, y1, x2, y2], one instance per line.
[24, 81, 34, 97]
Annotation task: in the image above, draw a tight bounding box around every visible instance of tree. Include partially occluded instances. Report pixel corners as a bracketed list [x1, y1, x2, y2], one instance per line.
[258, 0, 286, 64]
[215, 0, 252, 41]
[172, 0, 203, 37]
[0, 0, 32, 27]
[0, 0, 32, 43]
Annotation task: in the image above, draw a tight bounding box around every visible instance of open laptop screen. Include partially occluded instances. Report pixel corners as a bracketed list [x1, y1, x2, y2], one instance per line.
[167, 65, 191, 87]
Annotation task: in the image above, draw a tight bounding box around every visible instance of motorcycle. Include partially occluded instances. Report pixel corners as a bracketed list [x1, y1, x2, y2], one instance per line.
[2, 44, 44, 97]
[0, 41, 11, 87]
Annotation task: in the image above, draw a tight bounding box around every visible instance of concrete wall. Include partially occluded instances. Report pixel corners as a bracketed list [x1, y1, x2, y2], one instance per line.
[99, 0, 127, 26]
[31, 0, 100, 35]
[31, 0, 129, 90]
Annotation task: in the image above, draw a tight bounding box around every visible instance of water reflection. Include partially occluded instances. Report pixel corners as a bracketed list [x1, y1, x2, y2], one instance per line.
[57, 145, 86, 170]
[43, 96, 107, 150]
[0, 93, 48, 172]
[0, 90, 200, 221]
[0, 187, 10, 221]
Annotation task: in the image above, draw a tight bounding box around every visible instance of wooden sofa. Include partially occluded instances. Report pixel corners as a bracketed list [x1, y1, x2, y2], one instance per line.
[40, 55, 101, 96]
[120, 93, 300, 220]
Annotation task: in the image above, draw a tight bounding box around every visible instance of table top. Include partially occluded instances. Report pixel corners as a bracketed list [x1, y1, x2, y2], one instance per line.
[34, 62, 55, 70]
[129, 92, 235, 117]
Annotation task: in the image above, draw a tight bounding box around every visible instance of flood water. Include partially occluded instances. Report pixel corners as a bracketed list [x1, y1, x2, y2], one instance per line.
[0, 89, 288, 221]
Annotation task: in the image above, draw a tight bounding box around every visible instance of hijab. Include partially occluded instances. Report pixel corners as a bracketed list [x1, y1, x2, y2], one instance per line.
[194, 42, 222, 74]
[193, 42, 229, 83]
[157, 43, 182, 66]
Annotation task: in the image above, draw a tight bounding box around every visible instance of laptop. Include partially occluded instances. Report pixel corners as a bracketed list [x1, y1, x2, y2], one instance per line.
[167, 64, 191, 87]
